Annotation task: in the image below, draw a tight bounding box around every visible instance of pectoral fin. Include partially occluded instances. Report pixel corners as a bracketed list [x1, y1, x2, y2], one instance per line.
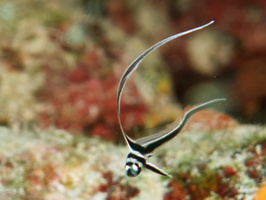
[145, 162, 172, 178]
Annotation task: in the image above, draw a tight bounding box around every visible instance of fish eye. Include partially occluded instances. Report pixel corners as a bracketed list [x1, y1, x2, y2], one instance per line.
[125, 163, 141, 177]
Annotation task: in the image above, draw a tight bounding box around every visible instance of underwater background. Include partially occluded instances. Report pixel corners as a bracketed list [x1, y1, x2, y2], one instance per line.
[0, 0, 265, 199]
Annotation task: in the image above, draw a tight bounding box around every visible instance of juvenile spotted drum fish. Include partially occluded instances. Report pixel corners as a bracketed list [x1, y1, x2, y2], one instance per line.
[116, 21, 226, 178]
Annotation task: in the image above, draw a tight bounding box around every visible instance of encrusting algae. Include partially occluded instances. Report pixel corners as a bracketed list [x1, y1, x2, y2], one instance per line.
[0, 122, 265, 199]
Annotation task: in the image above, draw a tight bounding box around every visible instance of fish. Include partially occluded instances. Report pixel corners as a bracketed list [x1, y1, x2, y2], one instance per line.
[116, 21, 226, 177]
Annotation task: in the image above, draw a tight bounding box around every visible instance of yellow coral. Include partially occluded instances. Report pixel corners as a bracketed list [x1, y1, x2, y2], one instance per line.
[254, 185, 266, 200]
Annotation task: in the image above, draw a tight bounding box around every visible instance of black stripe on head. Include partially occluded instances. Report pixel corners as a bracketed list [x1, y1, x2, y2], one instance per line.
[127, 153, 146, 166]
[125, 153, 146, 177]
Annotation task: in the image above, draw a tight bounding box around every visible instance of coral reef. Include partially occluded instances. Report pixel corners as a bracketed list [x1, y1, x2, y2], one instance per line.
[1, 0, 265, 137]
[163, 125, 266, 200]
[0, 0, 265, 199]
[0, 123, 265, 199]
[0, 0, 177, 142]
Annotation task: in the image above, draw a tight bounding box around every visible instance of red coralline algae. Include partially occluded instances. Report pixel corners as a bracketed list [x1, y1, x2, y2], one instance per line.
[233, 56, 266, 118]
[99, 172, 139, 200]
[163, 138, 266, 200]
[164, 180, 187, 200]
[106, 0, 136, 34]
[183, 108, 236, 132]
[38, 52, 147, 141]
[164, 168, 239, 200]
[222, 166, 237, 178]
[244, 140, 266, 183]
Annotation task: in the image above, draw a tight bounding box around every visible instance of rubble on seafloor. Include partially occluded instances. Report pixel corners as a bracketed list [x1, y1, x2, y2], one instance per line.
[0, 121, 265, 200]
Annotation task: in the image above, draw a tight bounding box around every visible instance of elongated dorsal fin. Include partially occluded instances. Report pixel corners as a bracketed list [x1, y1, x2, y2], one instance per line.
[116, 21, 215, 150]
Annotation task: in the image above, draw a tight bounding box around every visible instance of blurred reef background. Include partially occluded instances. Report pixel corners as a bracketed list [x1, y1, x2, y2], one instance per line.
[0, 0, 265, 199]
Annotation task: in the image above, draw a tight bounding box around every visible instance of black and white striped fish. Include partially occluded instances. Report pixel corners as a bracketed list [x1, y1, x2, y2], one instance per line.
[116, 21, 226, 178]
